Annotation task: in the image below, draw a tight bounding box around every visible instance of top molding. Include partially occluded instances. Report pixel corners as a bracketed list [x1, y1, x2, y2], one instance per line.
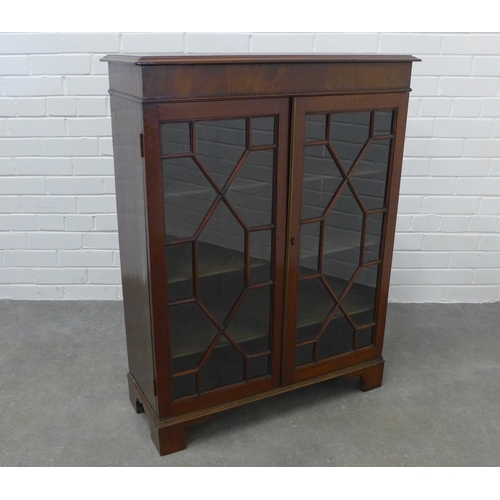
[102, 53, 420, 102]
[101, 53, 421, 65]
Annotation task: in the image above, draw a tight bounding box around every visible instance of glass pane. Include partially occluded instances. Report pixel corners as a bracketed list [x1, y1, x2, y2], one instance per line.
[199, 336, 244, 392]
[247, 355, 269, 379]
[374, 110, 393, 136]
[350, 139, 391, 210]
[295, 343, 314, 366]
[249, 230, 272, 285]
[225, 149, 274, 228]
[161, 111, 280, 397]
[197, 201, 245, 325]
[163, 157, 217, 242]
[226, 286, 271, 355]
[330, 111, 371, 172]
[195, 119, 246, 188]
[161, 121, 191, 156]
[172, 374, 196, 399]
[292, 107, 389, 369]
[357, 327, 374, 349]
[365, 212, 384, 263]
[251, 117, 275, 146]
[305, 114, 327, 142]
[322, 186, 363, 298]
[296, 278, 334, 343]
[299, 222, 320, 277]
[166, 242, 192, 303]
[317, 311, 354, 360]
[343, 265, 379, 327]
[169, 301, 218, 374]
[301, 145, 343, 220]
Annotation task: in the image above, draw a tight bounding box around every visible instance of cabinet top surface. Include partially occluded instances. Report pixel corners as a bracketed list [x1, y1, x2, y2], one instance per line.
[101, 53, 420, 66]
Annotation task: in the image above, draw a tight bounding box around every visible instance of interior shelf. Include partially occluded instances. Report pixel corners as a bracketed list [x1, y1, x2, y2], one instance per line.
[164, 168, 384, 203]
[300, 233, 380, 261]
[303, 163, 385, 181]
[166, 239, 270, 284]
[169, 272, 271, 367]
[167, 235, 376, 294]
[168, 260, 375, 365]
[296, 275, 375, 331]
[164, 174, 272, 200]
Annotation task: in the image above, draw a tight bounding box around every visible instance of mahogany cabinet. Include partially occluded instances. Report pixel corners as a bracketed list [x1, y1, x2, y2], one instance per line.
[103, 53, 418, 456]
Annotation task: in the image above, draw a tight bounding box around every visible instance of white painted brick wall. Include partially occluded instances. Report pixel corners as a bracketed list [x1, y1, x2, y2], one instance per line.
[0, 32, 499, 302]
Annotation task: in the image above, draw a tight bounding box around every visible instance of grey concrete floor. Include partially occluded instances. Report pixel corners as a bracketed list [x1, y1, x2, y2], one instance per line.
[1, 300, 499, 466]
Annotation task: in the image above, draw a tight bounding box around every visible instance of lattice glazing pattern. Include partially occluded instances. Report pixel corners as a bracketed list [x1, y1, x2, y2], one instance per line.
[296, 109, 394, 366]
[161, 117, 276, 399]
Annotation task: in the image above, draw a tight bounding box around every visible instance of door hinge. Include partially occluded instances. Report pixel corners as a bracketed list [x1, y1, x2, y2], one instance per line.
[139, 133, 144, 158]
[153, 378, 157, 396]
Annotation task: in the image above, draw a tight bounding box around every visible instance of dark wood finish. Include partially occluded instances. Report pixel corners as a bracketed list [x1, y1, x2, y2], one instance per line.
[142, 104, 172, 418]
[345, 360, 385, 392]
[102, 53, 420, 65]
[285, 93, 409, 385]
[107, 62, 143, 100]
[128, 373, 210, 455]
[128, 357, 385, 455]
[374, 96, 410, 355]
[104, 54, 419, 102]
[105, 53, 417, 456]
[144, 98, 289, 418]
[140, 62, 414, 101]
[109, 95, 156, 412]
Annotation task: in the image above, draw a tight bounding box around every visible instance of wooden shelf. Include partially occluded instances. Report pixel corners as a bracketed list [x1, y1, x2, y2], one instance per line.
[164, 168, 382, 204]
[170, 275, 374, 365]
[302, 164, 385, 184]
[164, 171, 272, 199]
[167, 239, 270, 284]
[169, 271, 270, 364]
[296, 275, 375, 330]
[300, 233, 379, 261]
[168, 239, 375, 360]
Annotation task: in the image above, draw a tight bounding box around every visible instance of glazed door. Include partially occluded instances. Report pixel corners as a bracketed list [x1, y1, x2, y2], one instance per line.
[144, 99, 289, 416]
[284, 93, 409, 384]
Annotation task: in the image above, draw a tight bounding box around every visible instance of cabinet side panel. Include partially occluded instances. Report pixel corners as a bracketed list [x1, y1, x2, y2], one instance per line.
[108, 62, 143, 99]
[110, 95, 156, 411]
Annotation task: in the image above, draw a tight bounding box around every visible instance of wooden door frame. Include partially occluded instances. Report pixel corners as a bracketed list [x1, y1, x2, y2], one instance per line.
[143, 98, 290, 418]
[283, 92, 410, 385]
